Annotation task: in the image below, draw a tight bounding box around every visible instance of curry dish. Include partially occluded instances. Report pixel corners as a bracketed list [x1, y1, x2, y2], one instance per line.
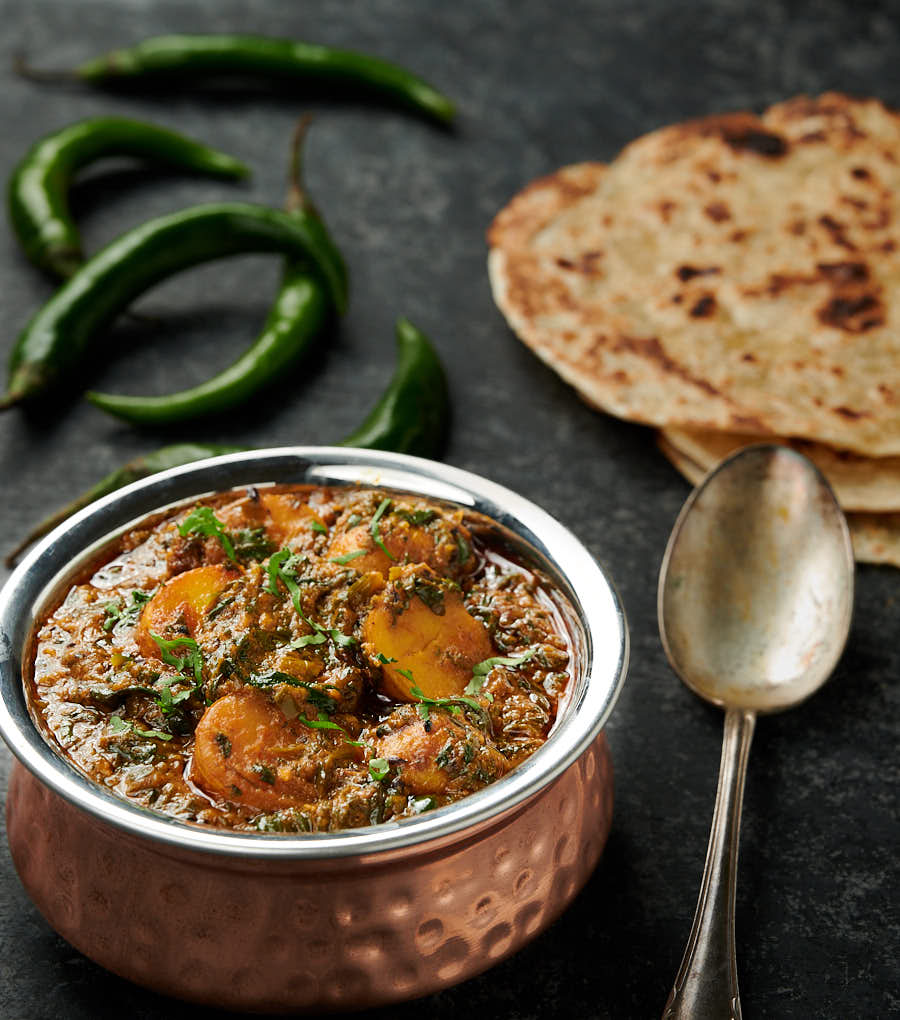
[29, 486, 574, 832]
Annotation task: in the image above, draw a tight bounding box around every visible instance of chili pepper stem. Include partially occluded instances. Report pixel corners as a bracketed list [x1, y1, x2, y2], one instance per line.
[12, 54, 79, 83]
[286, 115, 314, 214]
[0, 364, 47, 409]
[0, 377, 31, 410]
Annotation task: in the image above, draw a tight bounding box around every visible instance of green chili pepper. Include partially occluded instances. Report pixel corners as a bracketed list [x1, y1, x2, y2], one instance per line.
[1, 200, 347, 409]
[5, 320, 447, 565]
[85, 259, 329, 425]
[6, 116, 249, 280]
[339, 317, 449, 457]
[19, 34, 455, 126]
[84, 119, 330, 425]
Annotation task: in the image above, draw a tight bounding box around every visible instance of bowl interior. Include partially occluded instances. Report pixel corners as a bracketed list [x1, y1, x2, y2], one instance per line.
[0, 448, 628, 860]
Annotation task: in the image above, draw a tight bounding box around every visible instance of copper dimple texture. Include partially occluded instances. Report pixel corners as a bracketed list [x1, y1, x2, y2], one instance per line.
[7, 734, 613, 1013]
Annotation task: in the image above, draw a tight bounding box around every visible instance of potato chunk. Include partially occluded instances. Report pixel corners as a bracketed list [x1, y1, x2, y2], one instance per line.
[135, 564, 235, 658]
[192, 688, 325, 811]
[326, 523, 392, 574]
[327, 519, 450, 575]
[327, 502, 474, 577]
[361, 566, 494, 701]
[366, 704, 508, 797]
[260, 492, 327, 546]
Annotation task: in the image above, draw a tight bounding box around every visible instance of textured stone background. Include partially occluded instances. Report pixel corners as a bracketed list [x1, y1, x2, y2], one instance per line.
[0, 1, 897, 1017]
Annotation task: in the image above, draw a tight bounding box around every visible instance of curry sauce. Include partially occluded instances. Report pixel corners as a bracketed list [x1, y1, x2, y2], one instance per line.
[28, 486, 574, 832]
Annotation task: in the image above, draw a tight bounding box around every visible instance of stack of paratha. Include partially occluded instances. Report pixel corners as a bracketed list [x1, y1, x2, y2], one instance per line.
[488, 93, 900, 566]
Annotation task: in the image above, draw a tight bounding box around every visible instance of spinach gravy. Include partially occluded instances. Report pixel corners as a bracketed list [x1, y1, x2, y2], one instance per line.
[29, 486, 575, 832]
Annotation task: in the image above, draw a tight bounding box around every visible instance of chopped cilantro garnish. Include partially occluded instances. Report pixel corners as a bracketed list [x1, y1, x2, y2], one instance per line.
[232, 527, 275, 562]
[178, 507, 237, 563]
[405, 678, 492, 731]
[108, 714, 172, 742]
[463, 674, 486, 698]
[265, 548, 306, 615]
[471, 648, 537, 676]
[435, 740, 454, 769]
[246, 669, 312, 688]
[330, 549, 366, 565]
[398, 668, 419, 712]
[371, 498, 395, 561]
[289, 632, 328, 648]
[310, 520, 328, 535]
[102, 601, 120, 632]
[299, 713, 345, 732]
[376, 652, 397, 664]
[135, 724, 172, 741]
[368, 757, 390, 781]
[89, 682, 157, 707]
[246, 669, 300, 688]
[156, 678, 192, 715]
[150, 633, 204, 686]
[130, 589, 154, 611]
[246, 673, 337, 716]
[207, 593, 236, 620]
[243, 679, 352, 737]
[465, 648, 536, 697]
[102, 589, 154, 632]
[256, 809, 312, 832]
[253, 763, 277, 784]
[411, 684, 481, 716]
[455, 531, 471, 565]
[396, 508, 437, 526]
[265, 553, 356, 649]
[412, 578, 446, 615]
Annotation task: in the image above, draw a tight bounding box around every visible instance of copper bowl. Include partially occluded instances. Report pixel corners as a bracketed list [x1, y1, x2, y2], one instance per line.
[0, 448, 628, 1013]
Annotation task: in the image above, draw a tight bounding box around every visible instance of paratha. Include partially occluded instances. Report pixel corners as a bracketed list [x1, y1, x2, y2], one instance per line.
[488, 94, 900, 456]
[843, 512, 900, 568]
[661, 427, 900, 511]
[656, 432, 900, 567]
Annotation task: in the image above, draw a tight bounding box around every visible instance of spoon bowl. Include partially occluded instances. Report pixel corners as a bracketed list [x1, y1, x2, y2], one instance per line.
[660, 443, 854, 711]
[658, 444, 854, 1019]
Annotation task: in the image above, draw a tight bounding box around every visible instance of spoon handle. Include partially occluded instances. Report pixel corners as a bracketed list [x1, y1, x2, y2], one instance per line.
[662, 707, 756, 1020]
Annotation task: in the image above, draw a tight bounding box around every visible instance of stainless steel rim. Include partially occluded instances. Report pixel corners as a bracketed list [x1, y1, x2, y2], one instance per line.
[0, 447, 628, 860]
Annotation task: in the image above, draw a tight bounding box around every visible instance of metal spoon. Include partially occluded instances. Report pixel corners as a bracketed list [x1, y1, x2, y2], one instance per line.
[658, 444, 854, 1019]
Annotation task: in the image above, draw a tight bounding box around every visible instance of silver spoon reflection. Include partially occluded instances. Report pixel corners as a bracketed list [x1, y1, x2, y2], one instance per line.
[658, 444, 854, 1019]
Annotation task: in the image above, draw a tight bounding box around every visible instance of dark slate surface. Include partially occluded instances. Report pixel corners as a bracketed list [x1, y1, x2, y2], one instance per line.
[0, 1, 898, 1017]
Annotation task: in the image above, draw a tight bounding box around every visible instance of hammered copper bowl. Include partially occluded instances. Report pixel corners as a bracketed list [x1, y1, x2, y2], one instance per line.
[0, 448, 628, 1013]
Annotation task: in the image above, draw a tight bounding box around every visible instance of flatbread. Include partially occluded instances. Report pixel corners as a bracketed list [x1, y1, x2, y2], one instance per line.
[661, 427, 900, 511]
[845, 513, 900, 567]
[656, 432, 900, 567]
[656, 432, 709, 488]
[488, 94, 900, 456]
